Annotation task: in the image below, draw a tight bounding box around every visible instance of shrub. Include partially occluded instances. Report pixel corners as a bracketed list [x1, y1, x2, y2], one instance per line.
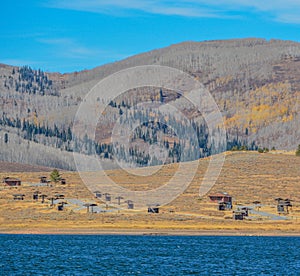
[239, 145, 248, 151]
[231, 146, 239, 151]
[258, 147, 269, 153]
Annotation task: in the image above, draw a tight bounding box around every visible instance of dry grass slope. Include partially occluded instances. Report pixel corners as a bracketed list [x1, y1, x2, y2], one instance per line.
[0, 151, 300, 234]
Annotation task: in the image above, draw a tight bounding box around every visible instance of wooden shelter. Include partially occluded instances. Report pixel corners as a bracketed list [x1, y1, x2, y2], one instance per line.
[275, 198, 292, 214]
[209, 192, 232, 210]
[233, 210, 244, 220]
[241, 207, 250, 216]
[104, 193, 111, 202]
[83, 203, 97, 213]
[90, 203, 98, 213]
[94, 191, 102, 198]
[3, 177, 21, 186]
[209, 192, 232, 204]
[48, 197, 56, 206]
[84, 203, 91, 213]
[57, 201, 67, 211]
[252, 201, 261, 211]
[232, 207, 249, 220]
[218, 202, 227, 211]
[115, 196, 124, 205]
[39, 176, 48, 183]
[39, 194, 48, 204]
[126, 200, 134, 209]
[33, 191, 40, 200]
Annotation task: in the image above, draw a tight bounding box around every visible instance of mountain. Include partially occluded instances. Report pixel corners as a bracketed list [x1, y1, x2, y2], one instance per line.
[1, 38, 300, 170]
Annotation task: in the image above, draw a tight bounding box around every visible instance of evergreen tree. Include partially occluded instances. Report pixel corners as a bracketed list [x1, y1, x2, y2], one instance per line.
[159, 89, 164, 103]
[4, 133, 8, 144]
[50, 169, 61, 183]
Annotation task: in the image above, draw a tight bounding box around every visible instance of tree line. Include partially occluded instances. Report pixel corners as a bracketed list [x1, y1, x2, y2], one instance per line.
[4, 66, 59, 96]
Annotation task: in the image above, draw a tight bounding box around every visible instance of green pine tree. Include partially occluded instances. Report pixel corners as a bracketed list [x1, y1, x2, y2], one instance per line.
[50, 169, 61, 183]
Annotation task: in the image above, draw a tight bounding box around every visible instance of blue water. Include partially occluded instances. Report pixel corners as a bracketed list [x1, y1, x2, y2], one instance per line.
[0, 235, 300, 275]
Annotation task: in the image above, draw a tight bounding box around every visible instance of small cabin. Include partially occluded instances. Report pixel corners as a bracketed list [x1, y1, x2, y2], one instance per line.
[3, 177, 21, 186]
[233, 207, 249, 220]
[241, 207, 249, 217]
[210, 193, 232, 210]
[233, 210, 244, 220]
[209, 192, 232, 204]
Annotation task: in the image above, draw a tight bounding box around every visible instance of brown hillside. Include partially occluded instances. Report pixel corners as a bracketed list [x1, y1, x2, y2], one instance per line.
[1, 151, 300, 234]
[0, 161, 54, 172]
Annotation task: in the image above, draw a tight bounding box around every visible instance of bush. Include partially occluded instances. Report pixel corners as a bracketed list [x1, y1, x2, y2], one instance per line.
[258, 147, 269, 153]
[231, 146, 239, 151]
[231, 145, 248, 151]
[239, 145, 248, 151]
[296, 145, 300, 156]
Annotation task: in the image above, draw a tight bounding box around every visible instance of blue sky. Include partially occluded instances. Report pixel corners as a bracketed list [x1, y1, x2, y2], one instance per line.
[1, 0, 300, 73]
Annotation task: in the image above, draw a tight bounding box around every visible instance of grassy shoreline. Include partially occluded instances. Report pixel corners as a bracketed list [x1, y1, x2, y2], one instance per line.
[1, 227, 300, 236]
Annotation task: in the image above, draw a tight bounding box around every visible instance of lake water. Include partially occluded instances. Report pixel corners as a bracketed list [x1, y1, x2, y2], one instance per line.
[1, 235, 300, 275]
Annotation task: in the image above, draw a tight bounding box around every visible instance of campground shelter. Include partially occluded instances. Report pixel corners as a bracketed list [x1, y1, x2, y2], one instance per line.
[3, 177, 21, 186]
[208, 192, 232, 204]
[40, 176, 47, 183]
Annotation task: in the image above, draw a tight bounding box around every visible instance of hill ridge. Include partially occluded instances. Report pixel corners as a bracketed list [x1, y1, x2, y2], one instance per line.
[1, 38, 300, 169]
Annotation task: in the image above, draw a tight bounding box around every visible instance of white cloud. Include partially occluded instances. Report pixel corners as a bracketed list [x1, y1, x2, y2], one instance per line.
[44, 0, 228, 18]
[37, 37, 98, 59]
[0, 59, 41, 67]
[37, 36, 129, 61]
[184, 0, 300, 23]
[44, 0, 300, 23]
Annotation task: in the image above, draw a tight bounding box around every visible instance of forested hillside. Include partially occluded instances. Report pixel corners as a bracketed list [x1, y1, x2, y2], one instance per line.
[1, 38, 300, 169]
